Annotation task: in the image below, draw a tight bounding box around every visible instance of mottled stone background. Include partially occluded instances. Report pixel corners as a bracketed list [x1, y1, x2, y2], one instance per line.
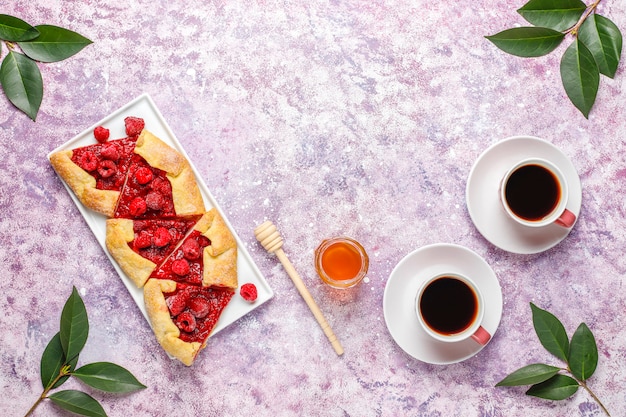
[1, 1, 625, 416]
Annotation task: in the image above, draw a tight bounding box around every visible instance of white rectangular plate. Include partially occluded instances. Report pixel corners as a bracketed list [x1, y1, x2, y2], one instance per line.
[48, 93, 273, 337]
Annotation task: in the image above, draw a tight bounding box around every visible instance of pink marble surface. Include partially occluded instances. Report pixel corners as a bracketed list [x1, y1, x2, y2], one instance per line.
[2, 1, 625, 416]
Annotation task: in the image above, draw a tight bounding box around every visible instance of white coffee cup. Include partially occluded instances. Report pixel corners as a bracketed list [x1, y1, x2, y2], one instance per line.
[415, 273, 490, 345]
[500, 158, 576, 228]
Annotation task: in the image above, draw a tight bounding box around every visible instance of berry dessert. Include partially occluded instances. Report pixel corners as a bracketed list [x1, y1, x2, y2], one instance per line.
[106, 216, 201, 287]
[149, 209, 238, 289]
[144, 279, 235, 366]
[50, 117, 244, 366]
[49, 118, 205, 219]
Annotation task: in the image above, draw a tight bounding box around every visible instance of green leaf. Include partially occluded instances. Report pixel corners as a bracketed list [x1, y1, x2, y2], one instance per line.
[60, 286, 89, 362]
[40, 332, 79, 389]
[568, 323, 598, 381]
[526, 374, 580, 400]
[517, 0, 587, 32]
[0, 14, 39, 41]
[74, 362, 147, 393]
[578, 14, 622, 78]
[530, 303, 570, 362]
[486, 27, 565, 57]
[496, 363, 562, 387]
[0, 51, 43, 120]
[560, 38, 599, 118]
[48, 390, 107, 417]
[18, 24, 92, 63]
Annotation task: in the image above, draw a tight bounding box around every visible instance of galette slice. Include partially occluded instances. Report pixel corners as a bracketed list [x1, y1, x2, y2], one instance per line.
[113, 130, 205, 219]
[105, 216, 201, 288]
[50, 135, 138, 217]
[49, 116, 145, 217]
[150, 208, 238, 289]
[144, 279, 235, 366]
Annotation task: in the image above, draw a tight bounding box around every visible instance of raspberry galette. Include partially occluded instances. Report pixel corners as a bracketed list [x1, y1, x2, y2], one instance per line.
[144, 279, 235, 366]
[51, 117, 240, 366]
[105, 216, 201, 288]
[150, 209, 238, 289]
[50, 120, 205, 219]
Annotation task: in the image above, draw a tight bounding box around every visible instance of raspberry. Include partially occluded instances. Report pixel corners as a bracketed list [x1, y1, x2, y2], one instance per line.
[197, 236, 211, 248]
[171, 259, 190, 276]
[166, 290, 190, 316]
[133, 220, 148, 231]
[124, 116, 145, 136]
[129, 197, 147, 217]
[153, 227, 172, 247]
[97, 160, 117, 178]
[93, 126, 110, 143]
[145, 192, 164, 210]
[182, 238, 201, 260]
[150, 177, 171, 194]
[134, 167, 153, 185]
[162, 199, 175, 214]
[100, 143, 119, 161]
[134, 231, 152, 249]
[188, 297, 210, 318]
[240, 283, 258, 302]
[79, 151, 98, 171]
[175, 311, 196, 332]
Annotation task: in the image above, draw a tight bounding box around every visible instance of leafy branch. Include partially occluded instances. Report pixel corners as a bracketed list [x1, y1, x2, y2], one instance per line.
[0, 14, 92, 120]
[496, 303, 610, 416]
[486, 0, 622, 118]
[24, 287, 146, 417]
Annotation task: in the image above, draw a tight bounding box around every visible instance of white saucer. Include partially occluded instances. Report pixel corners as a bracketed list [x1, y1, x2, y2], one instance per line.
[383, 243, 502, 365]
[466, 136, 582, 254]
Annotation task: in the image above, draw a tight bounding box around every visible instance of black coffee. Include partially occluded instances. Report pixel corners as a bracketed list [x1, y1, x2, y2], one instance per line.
[420, 276, 478, 335]
[504, 164, 560, 221]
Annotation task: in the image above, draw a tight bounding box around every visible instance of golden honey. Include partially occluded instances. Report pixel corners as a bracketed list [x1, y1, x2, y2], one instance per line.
[315, 237, 368, 289]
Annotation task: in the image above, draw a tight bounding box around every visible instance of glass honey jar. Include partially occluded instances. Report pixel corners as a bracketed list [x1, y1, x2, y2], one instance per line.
[314, 237, 369, 289]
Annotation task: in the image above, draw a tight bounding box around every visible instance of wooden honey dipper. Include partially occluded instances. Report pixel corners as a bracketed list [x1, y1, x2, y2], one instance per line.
[254, 221, 344, 356]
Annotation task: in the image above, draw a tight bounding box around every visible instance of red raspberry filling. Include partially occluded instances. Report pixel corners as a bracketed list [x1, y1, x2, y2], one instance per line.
[79, 151, 98, 172]
[166, 289, 191, 316]
[172, 258, 191, 276]
[175, 312, 197, 332]
[153, 227, 172, 247]
[100, 143, 119, 161]
[128, 217, 199, 266]
[240, 283, 258, 302]
[97, 160, 117, 178]
[71, 137, 137, 192]
[150, 230, 211, 285]
[114, 155, 175, 219]
[135, 167, 153, 185]
[182, 238, 201, 260]
[128, 197, 147, 217]
[145, 192, 165, 210]
[188, 297, 210, 318]
[164, 284, 235, 343]
[134, 231, 152, 249]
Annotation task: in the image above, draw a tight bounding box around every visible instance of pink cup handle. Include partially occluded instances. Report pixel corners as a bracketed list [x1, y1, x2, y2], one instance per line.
[555, 208, 576, 228]
[471, 326, 491, 345]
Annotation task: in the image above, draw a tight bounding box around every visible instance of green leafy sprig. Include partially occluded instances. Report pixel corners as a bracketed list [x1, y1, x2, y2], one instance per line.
[24, 287, 146, 417]
[0, 14, 92, 120]
[496, 303, 610, 416]
[486, 0, 622, 118]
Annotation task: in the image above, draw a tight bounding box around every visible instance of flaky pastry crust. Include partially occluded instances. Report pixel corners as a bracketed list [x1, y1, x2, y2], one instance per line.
[196, 209, 238, 289]
[49, 150, 119, 217]
[105, 218, 157, 288]
[144, 279, 202, 366]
